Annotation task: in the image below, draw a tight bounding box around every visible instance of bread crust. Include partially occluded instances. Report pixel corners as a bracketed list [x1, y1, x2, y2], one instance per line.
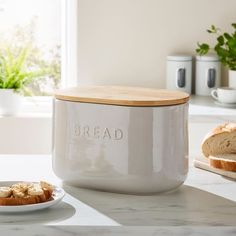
[0, 188, 53, 206]
[201, 123, 236, 157]
[209, 156, 236, 172]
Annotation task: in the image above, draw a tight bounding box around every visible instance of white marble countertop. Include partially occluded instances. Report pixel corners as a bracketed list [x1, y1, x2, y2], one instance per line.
[0, 155, 235, 235]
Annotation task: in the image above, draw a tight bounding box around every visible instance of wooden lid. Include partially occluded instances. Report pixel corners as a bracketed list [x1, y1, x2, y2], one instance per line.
[54, 86, 189, 107]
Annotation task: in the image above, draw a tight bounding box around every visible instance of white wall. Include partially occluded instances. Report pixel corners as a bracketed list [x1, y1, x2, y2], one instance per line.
[2, 1, 236, 155]
[0, 116, 52, 154]
[77, 0, 236, 88]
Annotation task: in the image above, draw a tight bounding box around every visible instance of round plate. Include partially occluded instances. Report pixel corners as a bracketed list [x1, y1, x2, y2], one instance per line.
[0, 181, 65, 213]
[215, 101, 236, 108]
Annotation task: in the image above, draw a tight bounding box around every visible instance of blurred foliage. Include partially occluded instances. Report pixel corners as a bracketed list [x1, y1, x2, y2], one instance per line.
[196, 23, 236, 70]
[0, 46, 48, 95]
[0, 17, 61, 95]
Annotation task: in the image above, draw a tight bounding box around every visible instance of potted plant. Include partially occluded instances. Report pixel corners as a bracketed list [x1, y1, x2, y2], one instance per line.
[0, 47, 45, 115]
[196, 23, 236, 87]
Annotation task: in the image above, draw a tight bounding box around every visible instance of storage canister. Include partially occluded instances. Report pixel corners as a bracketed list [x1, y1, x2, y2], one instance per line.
[195, 55, 221, 96]
[166, 55, 193, 94]
[53, 86, 189, 194]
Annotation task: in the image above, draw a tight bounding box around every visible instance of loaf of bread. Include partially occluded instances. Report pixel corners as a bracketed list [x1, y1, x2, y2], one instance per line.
[0, 181, 53, 206]
[202, 123, 236, 157]
[201, 123, 236, 171]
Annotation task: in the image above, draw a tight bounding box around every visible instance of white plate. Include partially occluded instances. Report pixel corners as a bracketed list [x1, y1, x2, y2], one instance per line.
[0, 181, 65, 213]
[214, 101, 236, 108]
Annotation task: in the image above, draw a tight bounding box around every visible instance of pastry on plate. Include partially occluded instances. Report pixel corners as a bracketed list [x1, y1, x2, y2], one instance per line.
[0, 181, 54, 206]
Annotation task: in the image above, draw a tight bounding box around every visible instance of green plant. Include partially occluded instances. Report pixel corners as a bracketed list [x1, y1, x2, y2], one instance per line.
[0, 47, 46, 95]
[0, 17, 61, 96]
[196, 23, 236, 70]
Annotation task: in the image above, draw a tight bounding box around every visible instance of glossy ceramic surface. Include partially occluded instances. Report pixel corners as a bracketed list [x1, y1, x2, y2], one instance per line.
[52, 100, 189, 194]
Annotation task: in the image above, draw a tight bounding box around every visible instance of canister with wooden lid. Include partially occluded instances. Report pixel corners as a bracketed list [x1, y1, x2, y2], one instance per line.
[53, 86, 189, 194]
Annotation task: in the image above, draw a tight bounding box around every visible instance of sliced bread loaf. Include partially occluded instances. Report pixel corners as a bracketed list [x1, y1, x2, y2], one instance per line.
[201, 123, 236, 157]
[209, 154, 236, 172]
[201, 123, 236, 172]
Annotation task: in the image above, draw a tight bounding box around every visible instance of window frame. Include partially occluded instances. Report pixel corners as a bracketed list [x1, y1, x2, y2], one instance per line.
[5, 0, 78, 115]
[61, 0, 78, 88]
[24, 0, 65, 115]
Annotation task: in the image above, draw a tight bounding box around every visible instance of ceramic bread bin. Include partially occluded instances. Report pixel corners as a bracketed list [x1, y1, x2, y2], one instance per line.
[53, 86, 189, 194]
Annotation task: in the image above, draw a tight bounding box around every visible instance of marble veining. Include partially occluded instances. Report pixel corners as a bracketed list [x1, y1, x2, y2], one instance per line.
[0, 155, 235, 235]
[1, 226, 236, 236]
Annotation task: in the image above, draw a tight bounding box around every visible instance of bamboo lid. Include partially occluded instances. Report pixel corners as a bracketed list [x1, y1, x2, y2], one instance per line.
[54, 86, 189, 107]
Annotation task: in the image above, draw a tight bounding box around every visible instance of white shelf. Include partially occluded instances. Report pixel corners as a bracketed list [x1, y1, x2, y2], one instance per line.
[189, 95, 236, 117]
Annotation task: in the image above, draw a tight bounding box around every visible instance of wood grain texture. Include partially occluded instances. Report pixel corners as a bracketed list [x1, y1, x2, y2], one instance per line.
[54, 86, 189, 106]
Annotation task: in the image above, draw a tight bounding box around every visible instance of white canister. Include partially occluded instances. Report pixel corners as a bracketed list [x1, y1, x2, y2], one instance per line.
[195, 55, 221, 96]
[166, 55, 192, 94]
[53, 86, 189, 194]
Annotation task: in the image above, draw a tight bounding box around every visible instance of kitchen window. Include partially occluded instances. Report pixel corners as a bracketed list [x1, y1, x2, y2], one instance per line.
[0, 0, 79, 114]
[0, 0, 79, 154]
[0, 0, 61, 95]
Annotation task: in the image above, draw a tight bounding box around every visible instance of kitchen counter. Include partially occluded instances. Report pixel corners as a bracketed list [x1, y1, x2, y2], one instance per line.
[0, 155, 235, 235]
